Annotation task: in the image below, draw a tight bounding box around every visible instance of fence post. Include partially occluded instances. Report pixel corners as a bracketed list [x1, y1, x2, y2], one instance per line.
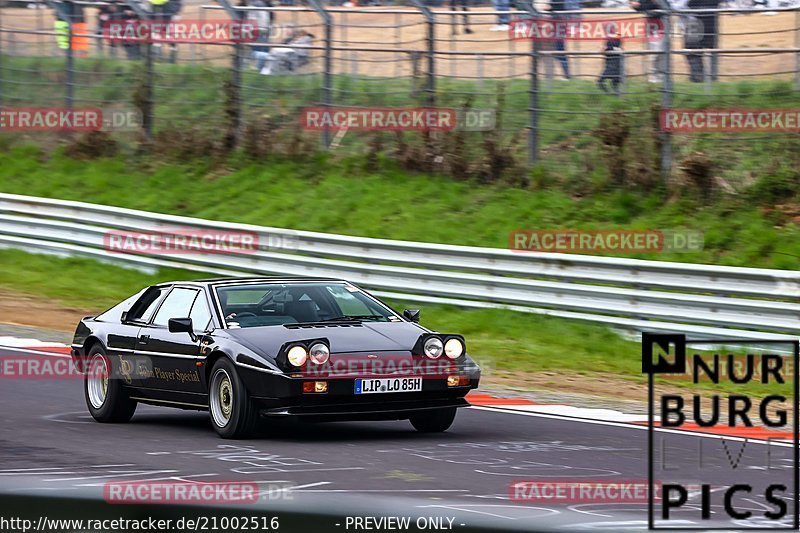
[0, 5, 4, 108]
[66, 21, 74, 110]
[796, 7, 800, 90]
[123, 0, 153, 139]
[308, 0, 332, 149]
[217, 0, 244, 149]
[409, 0, 435, 107]
[661, 9, 673, 181]
[515, 0, 540, 165]
[52, 1, 75, 111]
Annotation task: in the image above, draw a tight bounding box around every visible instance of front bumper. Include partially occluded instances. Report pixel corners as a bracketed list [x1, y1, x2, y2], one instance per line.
[260, 396, 471, 421]
[239, 362, 480, 421]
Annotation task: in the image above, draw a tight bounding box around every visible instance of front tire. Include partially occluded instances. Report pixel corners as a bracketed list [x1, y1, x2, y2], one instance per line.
[84, 345, 137, 423]
[208, 358, 259, 438]
[409, 407, 457, 433]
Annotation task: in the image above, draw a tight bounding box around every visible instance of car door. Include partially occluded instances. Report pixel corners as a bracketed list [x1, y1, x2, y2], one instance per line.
[115, 286, 169, 389]
[135, 286, 206, 397]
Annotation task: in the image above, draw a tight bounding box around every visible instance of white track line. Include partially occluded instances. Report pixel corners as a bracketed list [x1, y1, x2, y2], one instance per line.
[469, 406, 794, 447]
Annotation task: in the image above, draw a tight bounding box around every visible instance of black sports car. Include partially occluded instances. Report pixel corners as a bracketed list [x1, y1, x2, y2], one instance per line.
[70, 277, 481, 438]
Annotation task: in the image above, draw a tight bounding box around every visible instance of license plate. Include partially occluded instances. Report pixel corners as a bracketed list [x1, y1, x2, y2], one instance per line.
[354, 377, 423, 394]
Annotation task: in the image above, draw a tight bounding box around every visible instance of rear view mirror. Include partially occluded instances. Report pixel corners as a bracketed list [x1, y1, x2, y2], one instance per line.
[403, 309, 421, 323]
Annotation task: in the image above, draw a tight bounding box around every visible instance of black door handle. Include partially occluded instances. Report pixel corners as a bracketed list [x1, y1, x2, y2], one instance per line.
[138, 335, 150, 345]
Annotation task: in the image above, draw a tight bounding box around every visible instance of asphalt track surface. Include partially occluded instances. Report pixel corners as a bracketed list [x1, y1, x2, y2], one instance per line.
[0, 344, 797, 532]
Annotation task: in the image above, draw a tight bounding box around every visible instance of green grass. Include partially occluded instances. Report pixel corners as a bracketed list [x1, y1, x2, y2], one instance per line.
[3, 54, 800, 183]
[2, 146, 800, 269]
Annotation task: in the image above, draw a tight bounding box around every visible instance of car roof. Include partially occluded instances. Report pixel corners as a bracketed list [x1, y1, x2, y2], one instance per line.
[155, 276, 347, 288]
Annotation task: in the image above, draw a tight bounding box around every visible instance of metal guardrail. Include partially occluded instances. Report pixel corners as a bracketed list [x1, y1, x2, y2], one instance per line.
[1, 192, 799, 341]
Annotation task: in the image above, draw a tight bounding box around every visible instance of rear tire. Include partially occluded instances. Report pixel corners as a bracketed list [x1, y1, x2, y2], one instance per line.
[84, 345, 137, 423]
[409, 407, 457, 433]
[209, 358, 259, 439]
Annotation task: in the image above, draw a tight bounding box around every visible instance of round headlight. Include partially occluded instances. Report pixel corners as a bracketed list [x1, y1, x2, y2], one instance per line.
[287, 345, 308, 367]
[309, 343, 330, 365]
[444, 338, 464, 359]
[423, 337, 444, 359]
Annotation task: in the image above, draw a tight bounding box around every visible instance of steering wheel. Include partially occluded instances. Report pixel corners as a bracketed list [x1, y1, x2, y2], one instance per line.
[233, 312, 257, 319]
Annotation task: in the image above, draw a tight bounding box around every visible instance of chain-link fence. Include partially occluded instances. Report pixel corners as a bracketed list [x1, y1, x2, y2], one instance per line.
[1, 0, 799, 180]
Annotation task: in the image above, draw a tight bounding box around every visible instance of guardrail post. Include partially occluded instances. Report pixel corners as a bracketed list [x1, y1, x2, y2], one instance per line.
[409, 0, 435, 107]
[660, 9, 673, 182]
[515, 0, 540, 165]
[308, 0, 332, 149]
[123, 0, 153, 140]
[216, 0, 244, 149]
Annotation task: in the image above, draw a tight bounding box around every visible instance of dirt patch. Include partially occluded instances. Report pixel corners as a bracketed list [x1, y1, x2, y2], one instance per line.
[0, 289, 97, 333]
[485, 370, 647, 403]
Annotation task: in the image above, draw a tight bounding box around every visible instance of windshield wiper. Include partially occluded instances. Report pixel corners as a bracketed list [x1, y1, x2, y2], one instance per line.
[320, 315, 385, 322]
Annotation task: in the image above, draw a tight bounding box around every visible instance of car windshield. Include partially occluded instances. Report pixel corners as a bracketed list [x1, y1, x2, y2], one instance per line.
[214, 282, 397, 328]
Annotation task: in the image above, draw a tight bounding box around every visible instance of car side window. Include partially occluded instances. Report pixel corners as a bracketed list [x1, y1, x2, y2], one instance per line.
[189, 293, 213, 332]
[127, 287, 167, 323]
[152, 288, 199, 327]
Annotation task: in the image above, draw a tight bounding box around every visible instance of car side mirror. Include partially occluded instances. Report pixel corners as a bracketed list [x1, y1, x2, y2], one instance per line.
[168, 317, 197, 341]
[121, 311, 129, 323]
[403, 309, 420, 323]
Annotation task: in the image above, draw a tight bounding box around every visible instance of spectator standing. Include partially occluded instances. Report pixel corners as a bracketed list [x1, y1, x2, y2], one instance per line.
[54, 1, 89, 57]
[490, 0, 510, 31]
[630, 0, 669, 82]
[96, 0, 121, 57]
[450, 0, 473, 35]
[120, 5, 141, 59]
[685, 0, 719, 81]
[597, 25, 622, 94]
[245, 0, 273, 56]
[549, 0, 574, 79]
[150, 0, 180, 62]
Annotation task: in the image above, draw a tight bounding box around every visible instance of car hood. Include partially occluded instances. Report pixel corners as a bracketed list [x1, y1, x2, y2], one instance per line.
[220, 321, 428, 358]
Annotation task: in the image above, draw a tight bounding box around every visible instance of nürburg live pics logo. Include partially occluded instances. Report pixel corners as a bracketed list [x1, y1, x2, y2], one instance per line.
[642, 333, 799, 530]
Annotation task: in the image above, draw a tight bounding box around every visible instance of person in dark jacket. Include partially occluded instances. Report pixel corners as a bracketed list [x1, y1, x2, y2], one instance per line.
[120, 6, 141, 60]
[597, 25, 622, 94]
[549, 0, 572, 79]
[685, 0, 719, 82]
[96, 0, 121, 56]
[630, 0, 669, 82]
